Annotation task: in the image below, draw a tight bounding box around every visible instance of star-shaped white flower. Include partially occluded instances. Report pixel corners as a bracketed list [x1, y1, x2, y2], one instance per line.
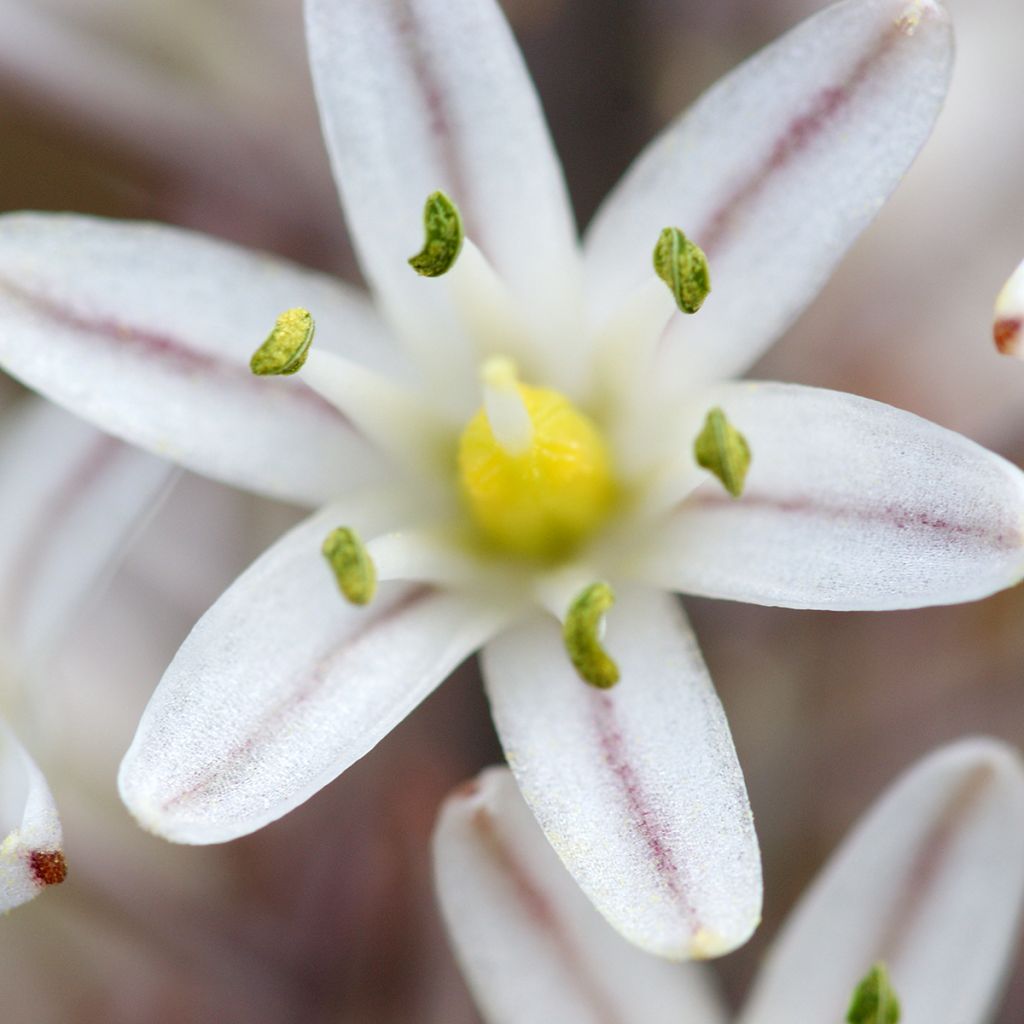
[0, 399, 170, 912]
[0, 0, 1020, 958]
[435, 738, 1024, 1023]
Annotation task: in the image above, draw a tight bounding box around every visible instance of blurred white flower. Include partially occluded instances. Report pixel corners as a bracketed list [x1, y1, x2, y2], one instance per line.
[435, 738, 1024, 1023]
[1, 0, 1022, 960]
[0, 398, 170, 912]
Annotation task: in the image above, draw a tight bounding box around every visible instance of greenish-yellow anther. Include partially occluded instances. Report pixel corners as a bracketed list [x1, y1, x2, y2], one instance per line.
[563, 582, 620, 689]
[322, 526, 377, 606]
[408, 191, 464, 277]
[653, 227, 711, 314]
[846, 963, 901, 1024]
[250, 308, 315, 376]
[694, 407, 751, 498]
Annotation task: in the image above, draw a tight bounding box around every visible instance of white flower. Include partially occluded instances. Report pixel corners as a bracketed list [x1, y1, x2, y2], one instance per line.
[0, 0, 1019, 959]
[0, 398, 170, 912]
[435, 738, 1024, 1023]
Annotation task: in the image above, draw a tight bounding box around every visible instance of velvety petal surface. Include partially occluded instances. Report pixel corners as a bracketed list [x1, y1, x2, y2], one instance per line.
[0, 717, 64, 912]
[482, 586, 761, 960]
[305, 0, 582, 382]
[642, 383, 1024, 610]
[584, 0, 953, 385]
[0, 399, 173, 669]
[434, 766, 728, 1024]
[0, 214, 397, 505]
[119, 498, 504, 843]
[739, 738, 1024, 1024]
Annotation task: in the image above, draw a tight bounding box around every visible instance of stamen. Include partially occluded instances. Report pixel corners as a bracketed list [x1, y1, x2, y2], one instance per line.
[653, 227, 711, 314]
[563, 582, 620, 689]
[694, 407, 751, 498]
[481, 356, 533, 456]
[846, 963, 900, 1024]
[408, 191, 464, 277]
[250, 308, 315, 376]
[322, 526, 377, 605]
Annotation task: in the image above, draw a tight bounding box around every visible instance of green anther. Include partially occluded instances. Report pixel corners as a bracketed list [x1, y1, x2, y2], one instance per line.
[322, 527, 377, 606]
[250, 308, 315, 376]
[653, 227, 711, 314]
[563, 583, 620, 689]
[694, 407, 751, 498]
[408, 191, 464, 277]
[846, 963, 901, 1024]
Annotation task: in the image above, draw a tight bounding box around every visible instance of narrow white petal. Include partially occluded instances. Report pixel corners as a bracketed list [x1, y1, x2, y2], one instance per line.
[305, 0, 583, 384]
[994, 257, 1024, 357]
[0, 399, 173, 668]
[739, 738, 1024, 1024]
[434, 767, 728, 1024]
[0, 718, 64, 912]
[584, 0, 953, 386]
[641, 382, 1024, 610]
[483, 586, 761, 960]
[119, 498, 504, 844]
[0, 213, 398, 505]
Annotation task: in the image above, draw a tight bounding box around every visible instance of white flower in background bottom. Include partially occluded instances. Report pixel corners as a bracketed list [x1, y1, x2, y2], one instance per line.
[435, 738, 1024, 1024]
[0, 0, 1021, 958]
[0, 398, 171, 912]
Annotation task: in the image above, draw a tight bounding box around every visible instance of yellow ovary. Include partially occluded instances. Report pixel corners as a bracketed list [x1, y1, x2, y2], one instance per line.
[458, 372, 616, 561]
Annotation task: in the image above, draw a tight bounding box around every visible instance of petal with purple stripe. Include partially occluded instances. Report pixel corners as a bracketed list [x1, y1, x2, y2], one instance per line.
[482, 586, 761, 960]
[584, 0, 953, 386]
[119, 498, 504, 844]
[640, 382, 1024, 610]
[434, 766, 729, 1024]
[305, 0, 582, 385]
[0, 214, 398, 506]
[739, 738, 1024, 1024]
[0, 398, 173, 669]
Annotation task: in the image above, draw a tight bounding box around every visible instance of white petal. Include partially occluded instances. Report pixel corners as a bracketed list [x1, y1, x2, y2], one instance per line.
[739, 738, 1024, 1024]
[0, 717, 64, 912]
[642, 382, 1024, 610]
[119, 498, 504, 844]
[305, 0, 583, 384]
[434, 766, 728, 1024]
[482, 586, 761, 960]
[0, 399, 173, 669]
[584, 0, 953, 386]
[994, 256, 1024, 357]
[0, 213, 398, 506]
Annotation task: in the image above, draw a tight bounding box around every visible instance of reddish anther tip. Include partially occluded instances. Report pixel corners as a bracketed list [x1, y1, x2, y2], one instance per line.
[29, 849, 68, 887]
[994, 318, 1022, 356]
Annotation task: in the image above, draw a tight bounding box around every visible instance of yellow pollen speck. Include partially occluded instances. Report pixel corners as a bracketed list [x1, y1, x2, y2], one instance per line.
[457, 372, 616, 560]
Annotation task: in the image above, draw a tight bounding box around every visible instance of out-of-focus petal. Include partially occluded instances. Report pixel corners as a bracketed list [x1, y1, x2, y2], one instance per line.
[739, 738, 1024, 1024]
[482, 586, 761, 961]
[0, 717, 65, 912]
[0, 214, 397, 506]
[434, 766, 729, 1024]
[641, 383, 1024, 610]
[0, 399, 173, 669]
[584, 0, 953, 386]
[305, 0, 582, 386]
[994, 257, 1024, 356]
[119, 498, 505, 844]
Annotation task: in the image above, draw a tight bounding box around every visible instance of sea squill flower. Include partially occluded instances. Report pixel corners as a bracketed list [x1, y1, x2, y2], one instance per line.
[0, 0, 1020, 959]
[0, 398, 169, 912]
[435, 738, 1024, 1023]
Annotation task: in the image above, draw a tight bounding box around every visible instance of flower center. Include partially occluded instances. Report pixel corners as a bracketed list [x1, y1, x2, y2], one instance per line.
[457, 357, 616, 561]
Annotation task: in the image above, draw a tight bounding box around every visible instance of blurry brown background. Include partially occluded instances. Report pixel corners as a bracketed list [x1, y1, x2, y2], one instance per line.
[1, 0, 1022, 1020]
